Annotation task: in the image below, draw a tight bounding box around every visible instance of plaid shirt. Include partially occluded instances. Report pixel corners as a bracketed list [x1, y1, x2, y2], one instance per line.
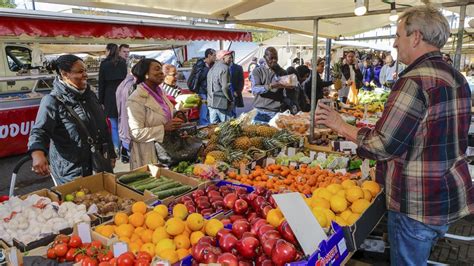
[356, 51, 474, 225]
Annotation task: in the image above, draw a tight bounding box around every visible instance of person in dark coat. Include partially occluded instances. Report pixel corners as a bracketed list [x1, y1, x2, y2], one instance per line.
[29, 55, 116, 184]
[302, 58, 333, 110]
[230, 51, 245, 117]
[98, 43, 127, 152]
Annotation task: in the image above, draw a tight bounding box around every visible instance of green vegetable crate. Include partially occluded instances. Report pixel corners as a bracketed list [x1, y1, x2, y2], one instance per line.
[116, 164, 200, 204]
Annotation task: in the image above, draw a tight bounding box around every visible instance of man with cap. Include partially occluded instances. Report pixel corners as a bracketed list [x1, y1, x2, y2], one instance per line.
[207, 50, 233, 123]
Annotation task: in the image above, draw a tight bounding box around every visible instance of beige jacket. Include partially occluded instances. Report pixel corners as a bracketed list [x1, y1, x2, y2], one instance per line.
[126, 84, 174, 169]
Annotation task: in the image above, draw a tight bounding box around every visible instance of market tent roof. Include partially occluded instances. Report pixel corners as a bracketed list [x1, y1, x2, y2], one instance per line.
[37, 0, 472, 38]
[0, 8, 252, 42]
[37, 43, 187, 55]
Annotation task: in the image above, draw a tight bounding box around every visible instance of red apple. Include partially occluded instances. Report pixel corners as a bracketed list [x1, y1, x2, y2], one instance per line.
[254, 186, 266, 196]
[197, 201, 211, 210]
[219, 233, 239, 252]
[251, 219, 268, 235]
[181, 195, 193, 203]
[251, 196, 266, 211]
[271, 239, 297, 266]
[246, 212, 258, 223]
[256, 254, 268, 265]
[187, 205, 197, 213]
[221, 218, 231, 226]
[201, 208, 214, 217]
[203, 252, 218, 263]
[229, 215, 245, 223]
[278, 220, 297, 245]
[216, 228, 232, 242]
[247, 192, 258, 202]
[268, 194, 277, 208]
[210, 196, 224, 203]
[192, 242, 211, 263]
[205, 185, 218, 194]
[207, 190, 221, 198]
[233, 199, 249, 215]
[257, 259, 274, 266]
[260, 230, 281, 242]
[196, 196, 210, 202]
[198, 236, 216, 246]
[192, 189, 205, 199]
[262, 238, 278, 256]
[211, 200, 225, 210]
[241, 232, 257, 239]
[217, 253, 238, 266]
[238, 261, 253, 266]
[235, 236, 261, 259]
[232, 220, 250, 239]
[235, 187, 247, 195]
[257, 224, 274, 238]
[224, 193, 238, 209]
[260, 205, 273, 219]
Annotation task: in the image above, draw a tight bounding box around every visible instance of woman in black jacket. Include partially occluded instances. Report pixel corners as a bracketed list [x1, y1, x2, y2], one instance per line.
[302, 58, 333, 111]
[29, 55, 116, 184]
[98, 43, 127, 153]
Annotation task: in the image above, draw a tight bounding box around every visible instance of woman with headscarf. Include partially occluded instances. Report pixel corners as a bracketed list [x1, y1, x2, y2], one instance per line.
[29, 54, 115, 184]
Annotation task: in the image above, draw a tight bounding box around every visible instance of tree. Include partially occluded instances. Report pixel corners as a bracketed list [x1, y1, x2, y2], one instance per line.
[0, 0, 16, 8]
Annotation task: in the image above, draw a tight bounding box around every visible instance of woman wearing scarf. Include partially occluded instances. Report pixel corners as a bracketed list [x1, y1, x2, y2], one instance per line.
[127, 59, 183, 169]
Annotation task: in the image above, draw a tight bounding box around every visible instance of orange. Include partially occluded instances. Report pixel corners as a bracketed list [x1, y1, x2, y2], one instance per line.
[176, 248, 190, 260]
[190, 231, 205, 245]
[361, 181, 381, 197]
[341, 179, 357, 189]
[128, 242, 140, 253]
[115, 224, 134, 238]
[311, 197, 330, 209]
[165, 217, 186, 236]
[160, 249, 179, 264]
[351, 199, 371, 214]
[130, 233, 141, 243]
[330, 195, 348, 213]
[266, 209, 284, 228]
[345, 186, 364, 203]
[119, 236, 130, 243]
[152, 227, 170, 244]
[174, 234, 191, 249]
[362, 189, 372, 201]
[140, 229, 154, 243]
[340, 209, 353, 221]
[145, 212, 165, 230]
[129, 213, 145, 227]
[326, 184, 343, 194]
[97, 225, 115, 238]
[186, 213, 205, 231]
[132, 201, 147, 214]
[134, 226, 146, 235]
[204, 219, 223, 237]
[114, 212, 129, 226]
[140, 243, 155, 257]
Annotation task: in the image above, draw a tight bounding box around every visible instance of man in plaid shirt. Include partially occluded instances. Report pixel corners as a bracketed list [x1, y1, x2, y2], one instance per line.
[316, 6, 473, 265]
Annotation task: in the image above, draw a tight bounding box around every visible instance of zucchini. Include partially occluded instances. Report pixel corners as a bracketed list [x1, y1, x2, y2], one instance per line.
[153, 185, 192, 199]
[150, 181, 182, 193]
[135, 180, 165, 191]
[119, 172, 151, 183]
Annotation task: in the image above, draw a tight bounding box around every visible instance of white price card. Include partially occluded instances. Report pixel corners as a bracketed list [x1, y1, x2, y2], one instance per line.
[113, 242, 128, 257]
[273, 193, 327, 256]
[309, 151, 316, 160]
[9, 247, 18, 266]
[265, 158, 275, 167]
[287, 147, 296, 157]
[77, 222, 92, 243]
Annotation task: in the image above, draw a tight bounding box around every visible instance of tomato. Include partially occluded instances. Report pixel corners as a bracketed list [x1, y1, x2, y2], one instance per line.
[86, 246, 97, 257]
[69, 235, 83, 248]
[134, 259, 150, 266]
[82, 257, 99, 266]
[108, 258, 117, 265]
[54, 243, 68, 257]
[98, 262, 112, 266]
[98, 250, 114, 262]
[135, 252, 151, 262]
[90, 240, 103, 250]
[58, 257, 66, 263]
[117, 253, 134, 266]
[55, 234, 70, 244]
[65, 248, 77, 261]
[46, 248, 56, 259]
[75, 253, 87, 263]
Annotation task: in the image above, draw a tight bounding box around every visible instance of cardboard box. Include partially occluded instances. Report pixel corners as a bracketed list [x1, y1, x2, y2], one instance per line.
[306, 222, 350, 266]
[52, 172, 156, 222]
[117, 165, 200, 204]
[12, 227, 73, 253]
[20, 189, 60, 202]
[342, 189, 387, 252]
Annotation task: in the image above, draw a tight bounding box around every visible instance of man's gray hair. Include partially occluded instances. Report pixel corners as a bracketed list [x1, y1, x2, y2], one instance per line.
[399, 5, 450, 49]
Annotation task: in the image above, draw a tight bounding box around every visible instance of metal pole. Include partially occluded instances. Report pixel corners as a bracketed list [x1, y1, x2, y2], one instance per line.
[31, 0, 36, 10]
[324, 39, 332, 81]
[454, 4, 466, 70]
[309, 19, 319, 143]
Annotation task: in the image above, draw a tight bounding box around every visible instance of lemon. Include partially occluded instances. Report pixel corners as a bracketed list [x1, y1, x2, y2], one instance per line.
[145, 212, 165, 230]
[165, 217, 186, 236]
[152, 226, 170, 244]
[174, 234, 191, 249]
[186, 213, 205, 231]
[153, 204, 169, 219]
[155, 238, 176, 256]
[173, 204, 189, 220]
[205, 219, 224, 237]
[160, 249, 179, 264]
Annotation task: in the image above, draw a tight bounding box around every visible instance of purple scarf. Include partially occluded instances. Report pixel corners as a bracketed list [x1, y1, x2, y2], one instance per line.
[142, 82, 172, 122]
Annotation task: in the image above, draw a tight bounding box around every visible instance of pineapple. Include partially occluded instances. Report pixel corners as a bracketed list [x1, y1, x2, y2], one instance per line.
[233, 136, 251, 150]
[242, 125, 259, 137]
[204, 144, 218, 155]
[207, 150, 226, 162]
[256, 125, 279, 138]
[208, 134, 218, 145]
[249, 137, 264, 149]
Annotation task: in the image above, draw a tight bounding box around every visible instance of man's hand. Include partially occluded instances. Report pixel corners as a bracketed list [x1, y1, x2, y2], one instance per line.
[392, 72, 398, 79]
[346, 80, 353, 86]
[315, 103, 345, 133]
[31, 150, 50, 176]
[164, 117, 183, 131]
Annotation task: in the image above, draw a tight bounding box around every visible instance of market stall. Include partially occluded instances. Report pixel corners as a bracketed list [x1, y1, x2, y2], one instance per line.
[0, 9, 252, 158]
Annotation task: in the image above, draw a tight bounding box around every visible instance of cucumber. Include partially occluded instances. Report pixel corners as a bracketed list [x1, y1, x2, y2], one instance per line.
[119, 172, 151, 183]
[127, 176, 156, 187]
[135, 180, 164, 191]
[153, 185, 192, 199]
[150, 181, 182, 193]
